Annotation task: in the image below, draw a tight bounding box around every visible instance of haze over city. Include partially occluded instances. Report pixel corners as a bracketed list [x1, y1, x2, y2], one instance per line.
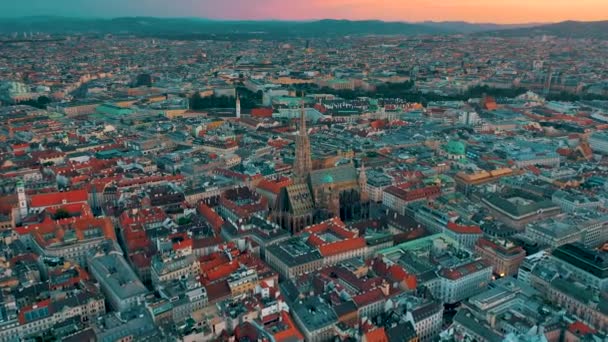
[2, 0, 608, 23]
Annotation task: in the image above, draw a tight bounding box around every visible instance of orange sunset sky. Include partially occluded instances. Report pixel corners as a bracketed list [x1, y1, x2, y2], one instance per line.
[235, 0, 608, 23]
[2, 0, 607, 23]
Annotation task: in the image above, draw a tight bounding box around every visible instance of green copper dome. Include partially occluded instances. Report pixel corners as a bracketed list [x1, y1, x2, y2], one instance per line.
[446, 140, 466, 155]
[322, 174, 334, 183]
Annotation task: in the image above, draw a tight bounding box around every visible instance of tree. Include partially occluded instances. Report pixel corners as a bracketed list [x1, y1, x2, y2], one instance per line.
[190, 91, 203, 110]
[21, 95, 52, 109]
[190, 92, 257, 111]
[177, 216, 191, 225]
[37, 96, 51, 107]
[465, 85, 527, 98]
[53, 208, 70, 220]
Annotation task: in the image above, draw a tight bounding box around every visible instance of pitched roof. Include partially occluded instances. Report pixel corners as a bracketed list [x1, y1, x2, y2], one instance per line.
[353, 288, 386, 308]
[283, 183, 314, 216]
[273, 311, 305, 342]
[384, 184, 441, 202]
[387, 264, 417, 289]
[568, 321, 596, 336]
[364, 327, 388, 342]
[257, 177, 293, 195]
[30, 189, 89, 208]
[446, 222, 483, 235]
[198, 203, 224, 232]
[303, 217, 352, 237]
[318, 238, 366, 257]
[16, 216, 116, 247]
[302, 217, 366, 256]
[440, 259, 491, 280]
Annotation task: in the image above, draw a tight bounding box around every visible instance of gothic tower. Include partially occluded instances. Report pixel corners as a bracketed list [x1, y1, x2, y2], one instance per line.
[293, 100, 312, 183]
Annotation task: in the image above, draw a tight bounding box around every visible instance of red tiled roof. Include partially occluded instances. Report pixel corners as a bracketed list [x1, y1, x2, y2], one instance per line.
[204, 281, 231, 302]
[16, 216, 116, 246]
[302, 217, 366, 257]
[198, 204, 224, 232]
[30, 150, 65, 161]
[10, 253, 38, 266]
[120, 207, 167, 228]
[127, 236, 151, 252]
[173, 238, 193, 251]
[371, 257, 417, 289]
[130, 251, 152, 269]
[257, 177, 293, 195]
[476, 237, 524, 255]
[387, 265, 417, 289]
[203, 261, 239, 282]
[251, 107, 273, 117]
[364, 327, 388, 342]
[219, 194, 268, 220]
[200, 252, 239, 282]
[525, 165, 541, 175]
[578, 142, 593, 159]
[568, 321, 596, 336]
[0, 194, 18, 214]
[440, 259, 491, 280]
[384, 184, 441, 202]
[193, 236, 224, 249]
[274, 311, 305, 342]
[303, 217, 353, 238]
[353, 288, 385, 308]
[446, 222, 483, 235]
[318, 237, 366, 257]
[268, 139, 290, 149]
[117, 174, 183, 188]
[235, 322, 260, 340]
[556, 148, 571, 157]
[30, 189, 88, 208]
[214, 168, 259, 181]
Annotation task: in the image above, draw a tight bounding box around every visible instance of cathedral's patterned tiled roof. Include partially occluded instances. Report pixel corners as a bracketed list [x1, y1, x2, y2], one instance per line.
[285, 184, 314, 216]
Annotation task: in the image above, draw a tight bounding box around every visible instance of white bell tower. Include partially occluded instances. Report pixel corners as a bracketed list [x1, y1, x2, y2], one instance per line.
[236, 93, 241, 119]
[16, 180, 28, 220]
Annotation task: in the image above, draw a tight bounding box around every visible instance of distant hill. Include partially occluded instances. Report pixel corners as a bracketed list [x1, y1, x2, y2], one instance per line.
[479, 20, 608, 39]
[421, 21, 542, 34]
[0, 17, 536, 38]
[0, 17, 449, 37]
[3, 17, 604, 39]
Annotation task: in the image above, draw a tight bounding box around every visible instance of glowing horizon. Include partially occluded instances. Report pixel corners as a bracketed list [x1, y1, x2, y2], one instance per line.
[2, 0, 607, 24]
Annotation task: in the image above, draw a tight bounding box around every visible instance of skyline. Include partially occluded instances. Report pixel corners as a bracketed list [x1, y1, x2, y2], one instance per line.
[2, 0, 608, 24]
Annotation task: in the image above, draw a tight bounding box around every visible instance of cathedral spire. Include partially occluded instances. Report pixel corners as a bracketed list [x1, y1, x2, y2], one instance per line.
[293, 96, 312, 184]
[299, 97, 306, 136]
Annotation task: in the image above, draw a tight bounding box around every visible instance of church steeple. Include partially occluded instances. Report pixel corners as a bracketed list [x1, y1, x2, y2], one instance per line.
[16, 179, 27, 222]
[299, 98, 306, 136]
[235, 92, 241, 119]
[293, 98, 312, 184]
[359, 161, 369, 202]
